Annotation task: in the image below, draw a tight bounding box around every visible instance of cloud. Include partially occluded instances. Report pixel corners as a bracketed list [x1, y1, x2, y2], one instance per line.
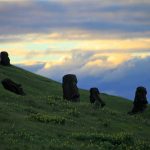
[0, 0, 149, 38]
[99, 57, 150, 100]
[34, 50, 132, 80]
[17, 62, 45, 72]
[19, 50, 150, 100]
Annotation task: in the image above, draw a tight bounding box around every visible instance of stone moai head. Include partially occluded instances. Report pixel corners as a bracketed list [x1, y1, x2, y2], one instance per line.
[62, 74, 80, 102]
[134, 86, 148, 105]
[0, 51, 10, 66]
[90, 88, 100, 103]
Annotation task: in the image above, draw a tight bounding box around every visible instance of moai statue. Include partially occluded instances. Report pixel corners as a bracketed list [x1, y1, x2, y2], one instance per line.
[90, 88, 105, 108]
[0, 51, 10, 66]
[128, 86, 148, 114]
[62, 74, 80, 102]
[1, 79, 25, 95]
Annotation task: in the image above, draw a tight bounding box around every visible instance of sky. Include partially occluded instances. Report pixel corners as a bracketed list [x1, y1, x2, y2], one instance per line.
[0, 0, 150, 100]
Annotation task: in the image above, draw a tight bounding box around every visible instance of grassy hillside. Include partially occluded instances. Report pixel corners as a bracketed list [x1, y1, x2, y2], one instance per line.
[0, 65, 150, 150]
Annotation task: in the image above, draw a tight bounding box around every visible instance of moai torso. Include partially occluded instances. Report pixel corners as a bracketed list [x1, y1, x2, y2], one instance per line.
[134, 87, 148, 105]
[62, 74, 80, 102]
[90, 88, 101, 103]
[90, 88, 100, 103]
[0, 51, 10, 66]
[90, 87, 105, 107]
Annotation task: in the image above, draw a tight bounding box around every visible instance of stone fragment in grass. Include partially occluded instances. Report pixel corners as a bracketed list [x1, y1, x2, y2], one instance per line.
[1, 78, 25, 95]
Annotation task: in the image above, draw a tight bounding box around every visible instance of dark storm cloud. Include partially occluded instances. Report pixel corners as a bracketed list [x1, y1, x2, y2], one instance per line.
[0, 0, 149, 38]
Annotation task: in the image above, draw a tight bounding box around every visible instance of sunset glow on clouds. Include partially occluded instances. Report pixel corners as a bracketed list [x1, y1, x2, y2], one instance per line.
[0, 0, 150, 99]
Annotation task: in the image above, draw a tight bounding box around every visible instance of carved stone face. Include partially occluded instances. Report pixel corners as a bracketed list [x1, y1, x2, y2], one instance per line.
[129, 86, 148, 114]
[90, 88, 100, 103]
[90, 88, 100, 95]
[0, 51, 10, 66]
[134, 86, 147, 104]
[62, 74, 80, 102]
[89, 87, 105, 108]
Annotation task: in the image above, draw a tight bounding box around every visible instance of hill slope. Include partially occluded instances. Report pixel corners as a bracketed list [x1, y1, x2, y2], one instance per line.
[0, 65, 150, 150]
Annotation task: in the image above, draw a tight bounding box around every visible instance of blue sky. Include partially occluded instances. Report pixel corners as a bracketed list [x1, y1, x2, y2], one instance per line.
[0, 0, 150, 100]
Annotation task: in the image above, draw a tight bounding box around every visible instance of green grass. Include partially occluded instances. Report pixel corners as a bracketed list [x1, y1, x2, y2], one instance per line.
[0, 65, 150, 150]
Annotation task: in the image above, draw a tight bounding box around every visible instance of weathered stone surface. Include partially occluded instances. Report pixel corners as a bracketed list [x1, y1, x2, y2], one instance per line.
[90, 88, 105, 107]
[0, 51, 10, 66]
[1, 79, 25, 95]
[62, 74, 80, 102]
[128, 86, 148, 114]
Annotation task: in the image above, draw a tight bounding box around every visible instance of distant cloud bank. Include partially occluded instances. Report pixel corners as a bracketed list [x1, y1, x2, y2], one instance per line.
[18, 54, 150, 101]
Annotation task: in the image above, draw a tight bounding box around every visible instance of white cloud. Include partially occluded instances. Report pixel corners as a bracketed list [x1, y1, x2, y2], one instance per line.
[19, 53, 150, 100]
